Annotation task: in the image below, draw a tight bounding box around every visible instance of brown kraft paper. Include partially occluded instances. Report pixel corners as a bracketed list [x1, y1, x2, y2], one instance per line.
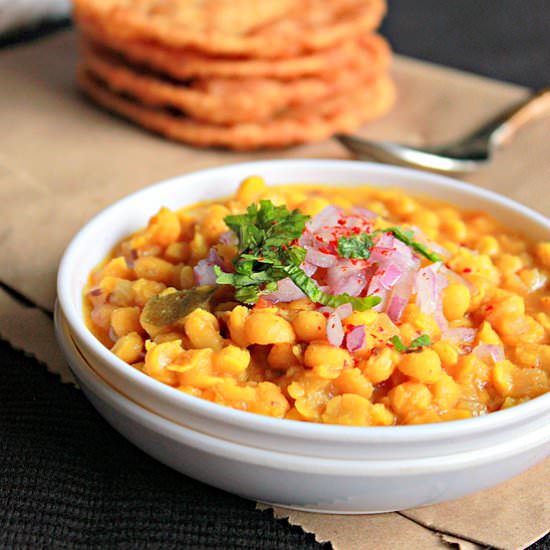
[0, 31, 549, 550]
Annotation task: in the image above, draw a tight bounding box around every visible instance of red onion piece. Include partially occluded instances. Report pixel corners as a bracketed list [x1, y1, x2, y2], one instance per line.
[410, 226, 450, 258]
[301, 261, 317, 277]
[473, 344, 505, 363]
[306, 247, 337, 268]
[334, 303, 353, 320]
[327, 262, 369, 297]
[194, 248, 225, 285]
[386, 270, 414, 322]
[219, 231, 237, 246]
[443, 327, 477, 344]
[377, 264, 403, 290]
[266, 278, 306, 303]
[352, 206, 377, 219]
[415, 263, 446, 315]
[326, 311, 344, 347]
[194, 259, 218, 285]
[346, 325, 366, 352]
[306, 205, 342, 233]
[386, 295, 408, 323]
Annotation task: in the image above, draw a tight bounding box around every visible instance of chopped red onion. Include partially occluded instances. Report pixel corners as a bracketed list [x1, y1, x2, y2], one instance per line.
[306, 205, 342, 233]
[377, 264, 404, 290]
[219, 231, 238, 246]
[334, 303, 353, 320]
[301, 261, 317, 277]
[415, 263, 446, 315]
[473, 344, 505, 363]
[194, 247, 225, 285]
[352, 206, 377, 219]
[346, 325, 366, 352]
[443, 327, 477, 344]
[194, 259, 218, 285]
[366, 283, 388, 313]
[410, 226, 450, 258]
[327, 262, 368, 297]
[305, 247, 337, 268]
[386, 270, 414, 322]
[326, 311, 344, 347]
[266, 278, 306, 303]
[386, 295, 408, 323]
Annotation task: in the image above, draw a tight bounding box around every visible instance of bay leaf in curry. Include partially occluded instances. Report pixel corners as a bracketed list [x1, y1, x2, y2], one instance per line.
[141, 285, 217, 336]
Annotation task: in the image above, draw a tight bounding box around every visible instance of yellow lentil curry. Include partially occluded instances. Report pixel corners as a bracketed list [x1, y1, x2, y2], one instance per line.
[85, 177, 550, 426]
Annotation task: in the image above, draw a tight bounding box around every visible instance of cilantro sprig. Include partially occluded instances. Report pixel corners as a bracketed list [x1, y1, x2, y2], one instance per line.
[215, 200, 382, 310]
[390, 334, 431, 353]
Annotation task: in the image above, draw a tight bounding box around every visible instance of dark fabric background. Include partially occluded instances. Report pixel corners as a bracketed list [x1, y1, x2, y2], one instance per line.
[1, 1, 549, 548]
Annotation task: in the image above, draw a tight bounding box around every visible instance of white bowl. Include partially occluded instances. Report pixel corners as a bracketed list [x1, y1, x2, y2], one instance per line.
[57, 160, 550, 460]
[55, 303, 550, 513]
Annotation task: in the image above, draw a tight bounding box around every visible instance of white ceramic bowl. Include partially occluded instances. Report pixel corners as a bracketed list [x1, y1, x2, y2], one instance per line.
[55, 304, 550, 513]
[57, 160, 550, 462]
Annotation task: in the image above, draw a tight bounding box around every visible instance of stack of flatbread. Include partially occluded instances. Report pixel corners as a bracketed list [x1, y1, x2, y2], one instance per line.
[73, 0, 395, 150]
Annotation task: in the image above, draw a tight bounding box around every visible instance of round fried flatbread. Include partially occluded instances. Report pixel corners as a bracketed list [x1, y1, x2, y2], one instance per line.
[74, 0, 386, 58]
[81, 35, 391, 124]
[78, 67, 396, 150]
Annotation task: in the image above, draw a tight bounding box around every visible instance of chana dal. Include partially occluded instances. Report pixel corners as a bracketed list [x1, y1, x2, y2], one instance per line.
[85, 177, 550, 426]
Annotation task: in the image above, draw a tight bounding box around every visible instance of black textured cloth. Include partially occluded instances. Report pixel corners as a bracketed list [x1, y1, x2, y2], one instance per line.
[1, 1, 550, 548]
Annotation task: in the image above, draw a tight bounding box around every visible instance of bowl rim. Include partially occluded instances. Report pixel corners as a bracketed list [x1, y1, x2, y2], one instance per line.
[56, 304, 550, 475]
[57, 159, 550, 441]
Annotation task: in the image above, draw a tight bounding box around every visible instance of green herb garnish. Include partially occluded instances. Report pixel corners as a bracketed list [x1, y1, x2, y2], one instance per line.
[382, 226, 441, 262]
[216, 200, 382, 310]
[390, 334, 432, 353]
[337, 233, 375, 259]
[337, 225, 441, 263]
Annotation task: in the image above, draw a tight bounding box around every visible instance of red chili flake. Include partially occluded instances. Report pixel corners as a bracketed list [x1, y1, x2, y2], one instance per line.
[463, 268, 472, 273]
[337, 219, 346, 226]
[281, 244, 287, 250]
[486, 305, 494, 311]
[272, 220, 277, 225]
[378, 327, 384, 332]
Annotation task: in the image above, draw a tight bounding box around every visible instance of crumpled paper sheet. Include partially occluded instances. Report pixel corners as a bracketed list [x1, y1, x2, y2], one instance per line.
[1, 30, 549, 550]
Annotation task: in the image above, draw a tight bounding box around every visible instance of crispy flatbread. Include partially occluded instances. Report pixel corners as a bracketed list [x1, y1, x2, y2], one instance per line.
[81, 35, 391, 124]
[78, 68, 395, 150]
[74, 0, 386, 58]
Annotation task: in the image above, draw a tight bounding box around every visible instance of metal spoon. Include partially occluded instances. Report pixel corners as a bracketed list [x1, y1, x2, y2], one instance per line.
[336, 86, 550, 173]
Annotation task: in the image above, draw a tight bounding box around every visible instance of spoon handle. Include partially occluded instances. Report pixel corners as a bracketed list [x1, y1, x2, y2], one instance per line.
[464, 87, 550, 148]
